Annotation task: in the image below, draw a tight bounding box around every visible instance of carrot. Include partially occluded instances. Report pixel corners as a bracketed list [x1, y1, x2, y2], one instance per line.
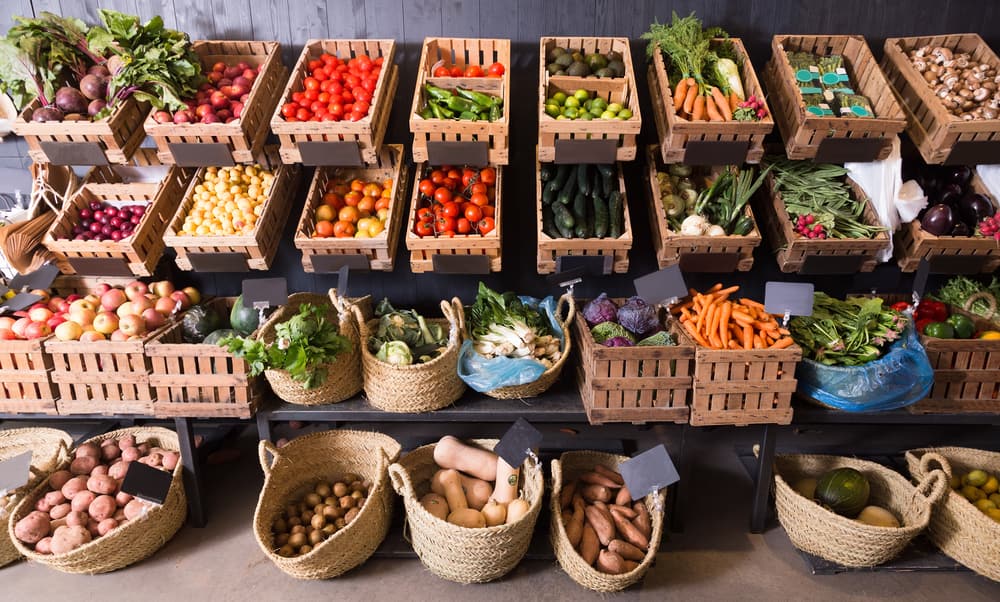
[708, 283, 724, 293]
[728, 339, 740, 349]
[743, 325, 753, 350]
[719, 302, 732, 347]
[673, 77, 690, 112]
[708, 332, 723, 349]
[731, 311, 754, 326]
[680, 308, 692, 322]
[729, 91, 741, 113]
[704, 303, 718, 335]
[708, 304, 722, 341]
[754, 334, 764, 349]
[770, 336, 795, 350]
[712, 87, 733, 121]
[778, 328, 790, 336]
[716, 285, 739, 297]
[705, 94, 724, 122]
[740, 298, 766, 310]
[692, 94, 707, 121]
[684, 320, 711, 347]
[682, 83, 699, 115]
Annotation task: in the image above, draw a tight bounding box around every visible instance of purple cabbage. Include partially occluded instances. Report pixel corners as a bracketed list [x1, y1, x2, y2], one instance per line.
[604, 336, 634, 347]
[583, 293, 618, 326]
[617, 296, 659, 336]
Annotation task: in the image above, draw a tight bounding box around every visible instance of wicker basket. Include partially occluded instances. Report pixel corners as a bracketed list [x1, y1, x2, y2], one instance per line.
[352, 299, 466, 413]
[484, 295, 575, 400]
[906, 447, 1000, 582]
[387, 439, 544, 583]
[8, 427, 186, 574]
[774, 453, 948, 568]
[549, 451, 666, 592]
[256, 291, 363, 406]
[0, 428, 72, 568]
[253, 430, 401, 579]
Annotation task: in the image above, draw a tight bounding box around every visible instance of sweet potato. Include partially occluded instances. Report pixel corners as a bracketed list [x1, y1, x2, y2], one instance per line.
[559, 479, 577, 510]
[632, 501, 652, 539]
[594, 464, 625, 486]
[344, 507, 360, 524]
[49, 503, 71, 520]
[609, 539, 645, 562]
[610, 504, 637, 519]
[579, 523, 599, 566]
[584, 504, 615, 546]
[596, 550, 627, 575]
[610, 506, 648, 550]
[50, 525, 91, 554]
[565, 497, 585, 546]
[623, 560, 639, 572]
[88, 495, 116, 521]
[74, 443, 100, 460]
[70, 456, 98, 476]
[580, 471, 619, 489]
[87, 474, 117, 496]
[447, 508, 486, 528]
[61, 476, 89, 500]
[580, 484, 612, 503]
[615, 486, 632, 507]
[71, 490, 96, 513]
[48, 470, 72, 490]
[14, 511, 50, 544]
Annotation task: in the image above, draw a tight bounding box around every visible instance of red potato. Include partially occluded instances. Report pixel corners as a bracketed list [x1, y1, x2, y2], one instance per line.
[115, 491, 133, 507]
[100, 443, 121, 462]
[137, 443, 151, 455]
[70, 456, 98, 475]
[50, 525, 91, 554]
[121, 447, 140, 463]
[71, 490, 96, 513]
[49, 503, 72, 520]
[100, 439, 117, 448]
[65, 511, 89, 527]
[61, 476, 89, 500]
[88, 495, 116, 521]
[97, 518, 118, 536]
[43, 489, 66, 507]
[161, 452, 179, 471]
[124, 499, 146, 520]
[112, 509, 126, 523]
[87, 475, 117, 496]
[14, 511, 51, 544]
[90, 464, 109, 477]
[34, 537, 53, 554]
[108, 461, 129, 480]
[118, 435, 135, 448]
[74, 442, 100, 460]
[87, 519, 101, 538]
[48, 470, 72, 490]
[35, 497, 54, 513]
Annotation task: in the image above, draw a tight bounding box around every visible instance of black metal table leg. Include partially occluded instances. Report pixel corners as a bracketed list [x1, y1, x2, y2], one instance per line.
[174, 417, 206, 528]
[256, 411, 273, 442]
[669, 425, 690, 533]
[750, 423, 776, 534]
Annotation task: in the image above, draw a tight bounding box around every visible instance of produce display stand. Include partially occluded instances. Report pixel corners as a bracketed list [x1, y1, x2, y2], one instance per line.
[144, 40, 287, 166]
[271, 39, 397, 166]
[535, 158, 633, 274]
[538, 37, 641, 163]
[881, 34, 1000, 165]
[648, 39, 773, 164]
[644, 145, 761, 271]
[294, 144, 408, 272]
[0, 335, 58, 415]
[80, 148, 171, 196]
[162, 148, 300, 272]
[764, 35, 907, 162]
[755, 171, 890, 274]
[409, 38, 511, 165]
[12, 97, 149, 165]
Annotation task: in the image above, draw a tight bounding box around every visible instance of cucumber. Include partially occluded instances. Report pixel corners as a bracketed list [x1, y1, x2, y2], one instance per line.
[577, 164, 591, 196]
[593, 195, 609, 239]
[551, 164, 571, 190]
[542, 204, 559, 238]
[733, 215, 754, 236]
[572, 191, 591, 238]
[540, 163, 556, 182]
[608, 191, 623, 238]
[585, 195, 595, 238]
[542, 183, 558, 205]
[597, 164, 616, 197]
[552, 202, 575, 238]
[556, 166, 577, 205]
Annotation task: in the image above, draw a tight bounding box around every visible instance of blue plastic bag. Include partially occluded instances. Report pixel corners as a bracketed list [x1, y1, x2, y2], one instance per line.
[458, 295, 564, 393]
[796, 325, 933, 412]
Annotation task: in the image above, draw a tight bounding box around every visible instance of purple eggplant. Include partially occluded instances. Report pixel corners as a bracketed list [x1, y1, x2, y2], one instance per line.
[958, 193, 996, 226]
[945, 165, 973, 187]
[951, 222, 971, 236]
[935, 183, 965, 207]
[921, 204, 955, 236]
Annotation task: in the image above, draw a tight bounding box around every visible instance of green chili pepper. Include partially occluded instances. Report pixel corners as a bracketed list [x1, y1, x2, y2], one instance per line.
[445, 95, 477, 113]
[425, 84, 454, 102]
[456, 87, 501, 109]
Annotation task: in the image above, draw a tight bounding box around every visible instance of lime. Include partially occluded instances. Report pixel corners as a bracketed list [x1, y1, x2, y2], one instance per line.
[583, 99, 594, 111]
[552, 92, 567, 105]
[967, 469, 989, 487]
[564, 96, 580, 109]
[988, 508, 1000, 523]
[579, 111, 594, 121]
[573, 89, 590, 102]
[600, 110, 617, 120]
[590, 107, 604, 118]
[556, 114, 568, 120]
[950, 475, 962, 490]
[607, 102, 624, 114]
[617, 108, 633, 120]
[563, 107, 579, 119]
[592, 97, 608, 111]
[990, 493, 1000, 505]
[545, 104, 561, 118]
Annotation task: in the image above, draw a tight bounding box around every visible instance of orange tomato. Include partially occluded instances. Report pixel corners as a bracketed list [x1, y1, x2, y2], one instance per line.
[375, 197, 390, 211]
[315, 205, 335, 222]
[350, 179, 365, 192]
[323, 192, 344, 210]
[382, 178, 393, 190]
[333, 220, 356, 237]
[339, 205, 361, 223]
[363, 183, 382, 197]
[357, 196, 375, 214]
[315, 220, 335, 237]
[470, 182, 487, 196]
[343, 191, 363, 207]
[481, 205, 495, 218]
[376, 207, 390, 222]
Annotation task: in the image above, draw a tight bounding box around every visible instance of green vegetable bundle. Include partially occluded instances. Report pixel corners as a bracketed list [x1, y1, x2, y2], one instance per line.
[420, 84, 502, 122]
[931, 276, 1000, 320]
[468, 283, 562, 368]
[790, 294, 908, 366]
[367, 298, 448, 366]
[693, 165, 771, 235]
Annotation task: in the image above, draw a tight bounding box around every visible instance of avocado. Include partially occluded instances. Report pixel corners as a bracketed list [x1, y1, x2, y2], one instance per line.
[608, 60, 626, 77]
[586, 53, 608, 70]
[555, 53, 574, 68]
[567, 61, 590, 77]
[595, 67, 613, 78]
[547, 63, 563, 75]
[554, 69, 566, 76]
[571, 51, 585, 63]
[607, 51, 623, 62]
[548, 46, 567, 62]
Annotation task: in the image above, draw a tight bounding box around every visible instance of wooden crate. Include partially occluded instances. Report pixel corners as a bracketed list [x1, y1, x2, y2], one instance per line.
[81, 148, 169, 195]
[410, 38, 511, 165]
[644, 146, 761, 272]
[0, 337, 58, 415]
[756, 171, 890, 274]
[43, 166, 193, 278]
[895, 170, 1000, 272]
[573, 309, 693, 425]
[162, 149, 299, 272]
[538, 37, 641, 162]
[764, 35, 907, 161]
[271, 39, 397, 165]
[12, 97, 149, 165]
[405, 164, 503, 273]
[648, 39, 773, 164]
[146, 297, 264, 418]
[295, 145, 408, 272]
[882, 34, 1000, 165]
[914, 306, 1000, 413]
[691, 344, 801, 426]
[50, 276, 136, 297]
[145, 40, 287, 165]
[536, 160, 632, 274]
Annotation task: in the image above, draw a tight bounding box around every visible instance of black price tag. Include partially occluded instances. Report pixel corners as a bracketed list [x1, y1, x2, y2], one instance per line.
[928, 254, 988, 275]
[493, 418, 543, 468]
[298, 141, 364, 167]
[39, 141, 108, 166]
[431, 254, 491, 274]
[0, 451, 32, 493]
[682, 140, 750, 166]
[1, 293, 43, 312]
[545, 266, 586, 290]
[186, 252, 249, 273]
[310, 254, 371, 273]
[426, 141, 489, 167]
[678, 252, 740, 273]
[799, 254, 866, 275]
[120, 461, 172, 505]
[913, 259, 931, 299]
[554, 255, 611, 276]
[813, 138, 885, 164]
[67, 257, 133, 277]
[764, 282, 814, 317]
[242, 277, 287, 310]
[9, 263, 60, 292]
[634, 265, 688, 306]
[620, 445, 679, 498]
[166, 143, 236, 167]
[554, 139, 618, 164]
[944, 141, 1000, 165]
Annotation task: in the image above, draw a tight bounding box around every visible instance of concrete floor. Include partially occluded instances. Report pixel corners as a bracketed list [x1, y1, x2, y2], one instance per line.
[3, 423, 1000, 601]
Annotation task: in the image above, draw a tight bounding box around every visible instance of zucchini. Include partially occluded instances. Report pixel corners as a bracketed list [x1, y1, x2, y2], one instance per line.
[584, 195, 595, 238]
[593, 195, 609, 239]
[608, 191, 623, 238]
[542, 183, 558, 205]
[551, 164, 571, 190]
[556, 166, 577, 205]
[540, 164, 556, 182]
[552, 202, 575, 238]
[577, 164, 591, 196]
[542, 204, 559, 238]
[733, 215, 754, 236]
[597, 164, 616, 197]
[572, 191, 591, 238]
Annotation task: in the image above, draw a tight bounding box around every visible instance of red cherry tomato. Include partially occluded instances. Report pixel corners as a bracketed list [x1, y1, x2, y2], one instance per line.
[477, 216, 495, 234]
[281, 103, 297, 118]
[479, 167, 496, 185]
[417, 207, 434, 222]
[456, 218, 472, 234]
[481, 205, 495, 218]
[462, 168, 476, 188]
[418, 179, 435, 197]
[469, 192, 489, 207]
[487, 62, 505, 77]
[434, 188, 453, 205]
[436, 216, 456, 233]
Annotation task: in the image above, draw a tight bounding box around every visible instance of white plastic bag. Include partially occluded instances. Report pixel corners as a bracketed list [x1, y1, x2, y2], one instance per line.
[845, 136, 903, 262]
[975, 164, 1000, 199]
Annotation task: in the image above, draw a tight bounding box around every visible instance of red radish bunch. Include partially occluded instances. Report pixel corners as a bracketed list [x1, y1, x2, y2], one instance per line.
[153, 61, 260, 125]
[733, 95, 769, 122]
[794, 214, 827, 239]
[978, 215, 1000, 240]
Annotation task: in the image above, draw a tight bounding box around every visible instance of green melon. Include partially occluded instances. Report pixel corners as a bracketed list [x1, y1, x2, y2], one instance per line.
[203, 329, 237, 345]
[181, 304, 225, 343]
[230, 294, 261, 336]
[815, 467, 871, 518]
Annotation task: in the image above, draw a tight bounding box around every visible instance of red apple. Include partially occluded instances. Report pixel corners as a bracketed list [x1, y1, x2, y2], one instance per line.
[93, 312, 119, 335]
[24, 321, 51, 340]
[130, 297, 153, 315]
[54, 321, 83, 341]
[119, 315, 146, 337]
[0, 316, 15, 330]
[150, 281, 175, 298]
[0, 328, 17, 341]
[93, 283, 112, 296]
[154, 296, 178, 316]
[124, 281, 148, 302]
[101, 288, 128, 311]
[28, 307, 52, 323]
[46, 315, 66, 329]
[80, 331, 105, 342]
[47, 296, 65, 313]
[116, 302, 135, 319]
[153, 111, 172, 124]
[11, 317, 31, 338]
[170, 291, 192, 310]
[110, 330, 129, 342]
[141, 308, 165, 329]
[210, 90, 229, 109]
[65, 294, 82, 303]
[195, 104, 213, 119]
[181, 287, 201, 306]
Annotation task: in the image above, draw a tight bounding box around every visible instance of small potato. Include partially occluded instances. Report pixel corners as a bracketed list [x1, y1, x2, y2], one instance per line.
[50, 525, 91, 554]
[145, 452, 163, 467]
[48, 470, 73, 490]
[123, 499, 146, 521]
[71, 491, 96, 513]
[288, 532, 307, 548]
[304, 493, 322, 507]
[274, 533, 289, 547]
[277, 545, 294, 557]
[323, 506, 341, 520]
[87, 519, 101, 538]
[335, 518, 346, 528]
[115, 491, 133, 507]
[108, 461, 129, 480]
[161, 452, 180, 471]
[333, 483, 348, 497]
[273, 518, 287, 533]
[90, 464, 109, 478]
[97, 518, 118, 536]
[117, 435, 136, 448]
[285, 504, 298, 518]
[350, 481, 364, 493]
[344, 507, 360, 524]
[100, 439, 117, 448]
[313, 504, 326, 516]
[322, 524, 336, 536]
[89, 495, 116, 521]
[357, 497, 367, 509]
[49, 503, 72, 520]
[298, 544, 312, 555]
[75, 443, 100, 460]
[351, 490, 364, 500]
[342, 473, 359, 483]
[44, 490, 66, 507]
[308, 530, 324, 546]
[287, 516, 302, 528]
[311, 514, 326, 530]
[87, 475, 117, 496]
[339, 496, 355, 509]
[35, 497, 54, 513]
[101, 443, 121, 462]
[112, 509, 126, 523]
[315, 483, 331, 498]
[70, 456, 98, 476]
[65, 511, 88, 527]
[301, 510, 314, 523]
[61, 476, 89, 500]
[324, 496, 337, 506]
[14, 511, 51, 544]
[121, 447, 141, 463]
[290, 525, 305, 535]
[34, 536, 53, 554]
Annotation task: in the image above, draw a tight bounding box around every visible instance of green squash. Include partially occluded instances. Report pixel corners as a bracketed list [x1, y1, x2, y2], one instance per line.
[203, 329, 237, 345]
[230, 294, 262, 336]
[815, 467, 871, 518]
[181, 305, 225, 343]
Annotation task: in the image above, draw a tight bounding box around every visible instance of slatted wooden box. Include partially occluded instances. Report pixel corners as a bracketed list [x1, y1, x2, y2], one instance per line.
[644, 145, 761, 272]
[916, 305, 1000, 413]
[0, 337, 58, 415]
[146, 297, 264, 418]
[691, 343, 801, 426]
[764, 35, 907, 161]
[882, 34, 1000, 165]
[81, 148, 170, 195]
[573, 308, 693, 425]
[894, 170, 1000, 272]
[295, 145, 408, 272]
[536, 159, 632, 274]
[43, 165, 193, 278]
[12, 97, 149, 165]
[272, 39, 397, 165]
[409, 38, 511, 165]
[648, 38, 773, 164]
[405, 163, 503, 273]
[145, 40, 286, 165]
[756, 170, 890, 274]
[538, 37, 641, 162]
[162, 149, 299, 272]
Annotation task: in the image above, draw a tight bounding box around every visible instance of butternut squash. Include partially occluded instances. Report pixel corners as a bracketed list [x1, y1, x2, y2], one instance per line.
[482, 499, 507, 526]
[505, 498, 530, 524]
[419, 493, 449, 521]
[432, 469, 493, 510]
[433, 436, 497, 481]
[447, 507, 486, 528]
[492, 457, 519, 504]
[437, 469, 468, 512]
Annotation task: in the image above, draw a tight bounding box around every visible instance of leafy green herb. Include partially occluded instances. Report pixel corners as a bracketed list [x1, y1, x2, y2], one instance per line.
[931, 276, 1000, 320]
[641, 12, 731, 95]
[790, 294, 907, 366]
[220, 303, 351, 389]
[693, 164, 772, 235]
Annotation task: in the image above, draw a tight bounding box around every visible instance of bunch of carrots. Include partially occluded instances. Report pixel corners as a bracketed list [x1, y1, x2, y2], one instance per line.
[671, 284, 796, 350]
[672, 78, 739, 122]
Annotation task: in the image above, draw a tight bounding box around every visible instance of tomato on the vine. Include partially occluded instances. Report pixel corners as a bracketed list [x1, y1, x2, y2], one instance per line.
[464, 205, 483, 222]
[470, 182, 487, 196]
[417, 207, 434, 222]
[430, 170, 446, 185]
[481, 205, 495, 218]
[418, 179, 435, 196]
[478, 167, 496, 185]
[477, 216, 495, 234]
[449, 66, 462, 77]
[441, 202, 461, 218]
[456, 218, 472, 234]
[415, 221, 434, 237]
[469, 192, 489, 207]
[433, 66, 450, 77]
[434, 188, 453, 205]
[436, 216, 457, 232]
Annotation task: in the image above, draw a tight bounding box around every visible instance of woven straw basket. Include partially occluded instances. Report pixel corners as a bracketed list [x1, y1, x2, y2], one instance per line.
[485, 295, 576, 399]
[388, 439, 544, 583]
[550, 451, 666, 592]
[257, 290, 364, 406]
[0, 428, 73, 568]
[253, 430, 401, 579]
[353, 298, 466, 413]
[906, 447, 1000, 582]
[774, 453, 948, 567]
[8, 427, 186, 574]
